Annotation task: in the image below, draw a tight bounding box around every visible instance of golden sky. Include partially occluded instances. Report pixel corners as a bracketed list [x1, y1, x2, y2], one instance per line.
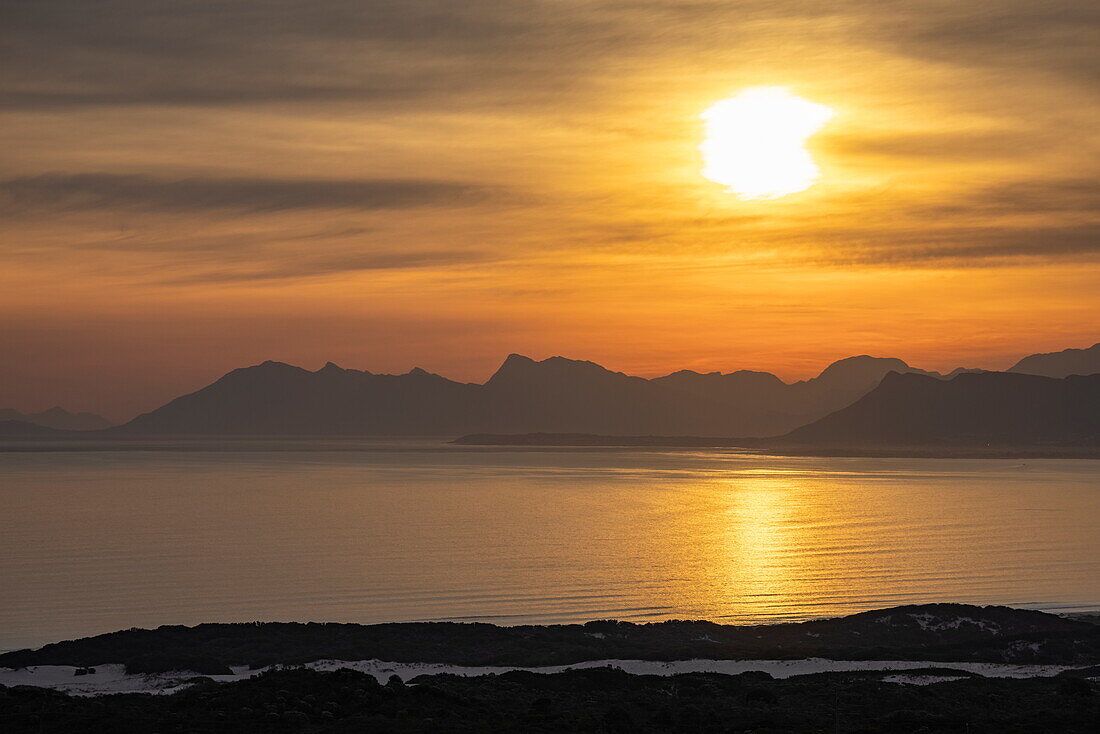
[1, 1, 1098, 418]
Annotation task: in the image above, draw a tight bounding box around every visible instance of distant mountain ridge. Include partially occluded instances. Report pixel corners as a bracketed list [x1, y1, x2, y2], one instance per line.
[1008, 342, 1100, 378]
[117, 353, 970, 437]
[0, 419, 68, 437]
[0, 406, 113, 431]
[783, 371, 1100, 447]
[4, 341, 1093, 442]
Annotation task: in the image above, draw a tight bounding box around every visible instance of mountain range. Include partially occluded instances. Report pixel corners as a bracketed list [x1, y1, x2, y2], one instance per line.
[783, 371, 1100, 447]
[1007, 342, 1100, 379]
[3, 342, 1097, 446]
[114, 353, 979, 438]
[0, 407, 113, 431]
[113, 342, 1097, 439]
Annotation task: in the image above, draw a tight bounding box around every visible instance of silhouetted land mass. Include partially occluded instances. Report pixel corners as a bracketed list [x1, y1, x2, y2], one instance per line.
[4, 605, 1098, 671]
[451, 433, 1100, 457]
[0, 407, 112, 431]
[114, 353, 974, 437]
[0, 419, 69, 437]
[1008, 342, 1100, 378]
[781, 371, 1100, 447]
[454, 433, 753, 447]
[3, 606, 1099, 732]
[460, 371, 1100, 457]
[4, 342, 1095, 445]
[3, 664, 1097, 733]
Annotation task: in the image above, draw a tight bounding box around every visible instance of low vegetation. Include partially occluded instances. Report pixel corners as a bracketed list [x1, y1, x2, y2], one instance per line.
[1, 665, 1096, 733]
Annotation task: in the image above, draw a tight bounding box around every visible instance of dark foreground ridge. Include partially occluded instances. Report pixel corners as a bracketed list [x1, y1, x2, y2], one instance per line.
[4, 604, 1100, 672]
[3, 664, 1097, 733]
[4, 605, 1099, 732]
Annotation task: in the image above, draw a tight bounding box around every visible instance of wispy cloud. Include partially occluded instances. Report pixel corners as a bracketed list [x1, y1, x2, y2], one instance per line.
[0, 173, 490, 213]
[4, 1, 1096, 111]
[873, 1, 1100, 88]
[797, 223, 1100, 268]
[157, 249, 494, 284]
[908, 179, 1100, 218]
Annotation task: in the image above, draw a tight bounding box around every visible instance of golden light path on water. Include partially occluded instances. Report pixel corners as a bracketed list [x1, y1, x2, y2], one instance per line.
[700, 87, 834, 199]
[720, 481, 807, 613]
[2, 444, 1099, 648]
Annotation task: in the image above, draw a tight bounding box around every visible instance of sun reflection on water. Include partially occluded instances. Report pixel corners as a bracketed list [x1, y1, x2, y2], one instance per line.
[715, 480, 813, 621]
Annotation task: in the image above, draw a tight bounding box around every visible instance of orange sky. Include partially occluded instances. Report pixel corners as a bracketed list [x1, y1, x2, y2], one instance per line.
[2, 1, 1098, 419]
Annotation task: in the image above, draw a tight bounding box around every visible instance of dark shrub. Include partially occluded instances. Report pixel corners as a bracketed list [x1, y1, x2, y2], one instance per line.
[283, 710, 309, 729]
[603, 704, 636, 733]
[745, 687, 778, 704]
[1058, 677, 1093, 697]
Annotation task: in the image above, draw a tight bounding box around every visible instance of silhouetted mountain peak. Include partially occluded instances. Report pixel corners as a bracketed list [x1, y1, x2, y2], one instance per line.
[486, 354, 628, 388]
[815, 355, 911, 383]
[946, 367, 986, 378]
[501, 353, 536, 368]
[485, 354, 533, 383]
[665, 369, 721, 378]
[213, 361, 310, 389]
[313, 361, 372, 376]
[244, 360, 308, 375]
[1009, 342, 1100, 378]
[545, 355, 610, 370]
[873, 369, 937, 390]
[654, 368, 786, 390]
[881, 368, 923, 381]
[784, 370, 1100, 446]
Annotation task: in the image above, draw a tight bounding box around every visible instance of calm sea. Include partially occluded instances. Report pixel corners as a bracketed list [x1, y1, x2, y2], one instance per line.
[2, 440, 1098, 650]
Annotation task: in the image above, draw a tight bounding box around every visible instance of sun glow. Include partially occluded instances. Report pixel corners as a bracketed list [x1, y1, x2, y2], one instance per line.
[701, 87, 834, 200]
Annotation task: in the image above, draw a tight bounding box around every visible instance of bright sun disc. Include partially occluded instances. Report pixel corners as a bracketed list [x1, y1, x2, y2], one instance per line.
[701, 87, 833, 200]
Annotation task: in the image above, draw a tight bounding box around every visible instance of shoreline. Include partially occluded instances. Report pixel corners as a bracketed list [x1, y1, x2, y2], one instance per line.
[1, 433, 1098, 459]
[453, 433, 1100, 459]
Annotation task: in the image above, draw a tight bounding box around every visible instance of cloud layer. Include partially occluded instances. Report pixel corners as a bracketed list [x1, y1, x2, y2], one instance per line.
[0, 173, 488, 213]
[0, 0, 1097, 416]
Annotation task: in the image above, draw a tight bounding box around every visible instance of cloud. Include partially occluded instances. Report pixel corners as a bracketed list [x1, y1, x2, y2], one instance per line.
[2, 1, 1097, 276]
[804, 223, 1100, 268]
[0, 0, 602, 109]
[870, 1, 1100, 87]
[908, 179, 1100, 218]
[158, 249, 494, 284]
[3, 1, 1096, 112]
[824, 129, 1041, 163]
[0, 173, 489, 213]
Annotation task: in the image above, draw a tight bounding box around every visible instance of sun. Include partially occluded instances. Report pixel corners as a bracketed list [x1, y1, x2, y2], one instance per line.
[700, 87, 833, 200]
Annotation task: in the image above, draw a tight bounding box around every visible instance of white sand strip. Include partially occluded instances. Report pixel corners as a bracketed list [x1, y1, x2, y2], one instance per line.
[0, 658, 1085, 697]
[881, 674, 967, 685]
